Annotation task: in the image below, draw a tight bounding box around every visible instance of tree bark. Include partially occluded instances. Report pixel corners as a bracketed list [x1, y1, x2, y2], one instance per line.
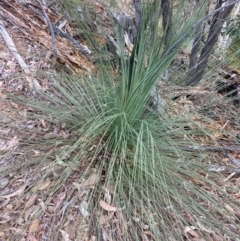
[161, 0, 172, 31]
[161, 0, 172, 44]
[187, 0, 236, 86]
[188, 24, 203, 71]
[133, 0, 142, 42]
[187, 0, 209, 78]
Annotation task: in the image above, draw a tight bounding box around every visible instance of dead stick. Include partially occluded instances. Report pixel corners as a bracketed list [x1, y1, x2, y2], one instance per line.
[52, 26, 92, 55]
[0, 19, 34, 89]
[36, 0, 57, 60]
[178, 144, 240, 153]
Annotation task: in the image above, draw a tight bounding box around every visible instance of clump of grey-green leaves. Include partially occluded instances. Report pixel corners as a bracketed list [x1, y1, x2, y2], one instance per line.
[7, 0, 240, 240]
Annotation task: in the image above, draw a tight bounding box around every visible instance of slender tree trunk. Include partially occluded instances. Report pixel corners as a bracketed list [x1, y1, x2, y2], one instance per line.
[133, 0, 142, 42]
[127, 0, 142, 92]
[187, 0, 209, 78]
[161, 0, 172, 44]
[219, 0, 240, 52]
[161, 0, 172, 30]
[187, 0, 236, 86]
[188, 24, 204, 71]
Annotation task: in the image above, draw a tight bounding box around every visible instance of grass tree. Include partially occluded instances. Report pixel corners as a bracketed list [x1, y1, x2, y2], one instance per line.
[2, 0, 240, 240]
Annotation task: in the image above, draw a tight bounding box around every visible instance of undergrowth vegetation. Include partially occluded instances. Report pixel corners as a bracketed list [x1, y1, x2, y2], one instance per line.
[1, 0, 240, 240]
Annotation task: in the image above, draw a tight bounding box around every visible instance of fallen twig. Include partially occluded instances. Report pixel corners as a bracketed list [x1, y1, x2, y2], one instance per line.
[224, 172, 236, 181]
[52, 26, 92, 55]
[178, 144, 240, 152]
[0, 19, 34, 89]
[208, 165, 240, 181]
[208, 165, 240, 174]
[107, 35, 120, 56]
[36, 0, 57, 60]
[0, 20, 29, 74]
[227, 153, 240, 167]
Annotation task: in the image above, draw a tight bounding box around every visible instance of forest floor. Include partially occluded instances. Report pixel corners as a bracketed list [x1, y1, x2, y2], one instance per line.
[1, 0, 240, 241]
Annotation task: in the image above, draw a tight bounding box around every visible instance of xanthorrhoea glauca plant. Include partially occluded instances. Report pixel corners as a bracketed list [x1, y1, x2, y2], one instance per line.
[3, 0, 240, 240]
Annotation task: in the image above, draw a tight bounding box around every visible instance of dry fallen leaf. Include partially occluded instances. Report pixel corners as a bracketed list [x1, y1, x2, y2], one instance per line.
[56, 155, 69, 167]
[90, 236, 97, 241]
[1, 185, 26, 199]
[196, 222, 212, 233]
[28, 233, 39, 241]
[60, 229, 71, 241]
[211, 232, 224, 241]
[33, 150, 40, 156]
[25, 206, 36, 222]
[29, 220, 39, 233]
[81, 173, 98, 188]
[144, 231, 156, 241]
[35, 180, 51, 191]
[102, 186, 111, 204]
[6, 60, 16, 69]
[25, 194, 38, 208]
[0, 136, 19, 151]
[225, 204, 235, 213]
[47, 206, 56, 213]
[99, 200, 117, 212]
[79, 200, 90, 217]
[6, 204, 13, 210]
[73, 173, 98, 191]
[184, 226, 199, 238]
[99, 212, 114, 225]
[8, 227, 25, 235]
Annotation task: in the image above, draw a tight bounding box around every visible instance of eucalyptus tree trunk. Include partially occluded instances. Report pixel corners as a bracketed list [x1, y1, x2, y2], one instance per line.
[133, 0, 142, 42]
[219, 0, 240, 52]
[187, 0, 209, 74]
[188, 24, 204, 71]
[187, 0, 237, 86]
[161, 0, 172, 44]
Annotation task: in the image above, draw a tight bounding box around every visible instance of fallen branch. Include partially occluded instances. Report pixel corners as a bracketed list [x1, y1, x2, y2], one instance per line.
[36, 0, 57, 59]
[0, 20, 35, 89]
[178, 144, 240, 153]
[52, 26, 92, 55]
[208, 152, 240, 180]
[208, 166, 240, 182]
[0, 20, 29, 75]
[227, 153, 240, 167]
